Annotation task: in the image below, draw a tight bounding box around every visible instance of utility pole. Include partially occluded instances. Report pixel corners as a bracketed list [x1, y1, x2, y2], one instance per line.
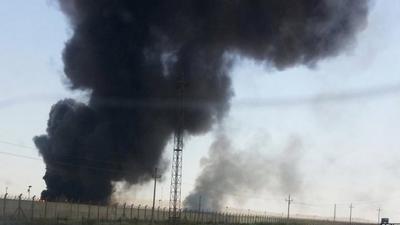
[377, 208, 381, 224]
[333, 204, 336, 222]
[349, 203, 354, 225]
[285, 195, 293, 221]
[151, 168, 161, 225]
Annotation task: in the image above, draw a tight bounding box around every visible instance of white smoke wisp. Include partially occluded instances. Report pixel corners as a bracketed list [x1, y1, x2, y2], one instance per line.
[184, 133, 303, 211]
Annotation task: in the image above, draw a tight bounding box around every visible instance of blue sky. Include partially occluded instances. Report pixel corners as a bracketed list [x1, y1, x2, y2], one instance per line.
[1, 0, 400, 222]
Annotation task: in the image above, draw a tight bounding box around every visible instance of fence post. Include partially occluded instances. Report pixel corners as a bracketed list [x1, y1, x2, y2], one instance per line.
[88, 203, 91, 219]
[123, 202, 126, 218]
[97, 203, 100, 222]
[130, 204, 133, 220]
[31, 195, 36, 221]
[144, 205, 148, 220]
[163, 207, 166, 220]
[157, 206, 160, 221]
[16, 194, 22, 219]
[114, 204, 118, 220]
[190, 209, 193, 221]
[213, 212, 216, 223]
[54, 200, 58, 218]
[77, 201, 80, 220]
[199, 210, 202, 224]
[2, 193, 7, 219]
[106, 205, 109, 221]
[44, 200, 47, 219]
[69, 201, 73, 219]
[137, 204, 141, 219]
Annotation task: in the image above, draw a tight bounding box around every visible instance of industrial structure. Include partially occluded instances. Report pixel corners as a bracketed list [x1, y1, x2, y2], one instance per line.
[169, 79, 185, 223]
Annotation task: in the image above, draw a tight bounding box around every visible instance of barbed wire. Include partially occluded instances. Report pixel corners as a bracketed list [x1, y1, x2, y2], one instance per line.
[0, 148, 396, 212]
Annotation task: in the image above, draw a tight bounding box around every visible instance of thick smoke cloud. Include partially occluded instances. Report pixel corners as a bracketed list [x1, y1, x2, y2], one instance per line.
[184, 134, 303, 211]
[34, 0, 369, 203]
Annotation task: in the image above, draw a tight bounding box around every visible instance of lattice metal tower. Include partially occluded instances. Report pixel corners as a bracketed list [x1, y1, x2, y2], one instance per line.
[169, 79, 185, 223]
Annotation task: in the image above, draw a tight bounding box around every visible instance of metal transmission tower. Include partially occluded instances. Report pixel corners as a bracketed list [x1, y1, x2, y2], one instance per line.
[169, 78, 185, 223]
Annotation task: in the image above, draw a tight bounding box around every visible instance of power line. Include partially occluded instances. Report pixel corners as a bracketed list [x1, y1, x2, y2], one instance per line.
[0, 151, 40, 161]
[0, 139, 159, 169]
[0, 150, 154, 176]
[2, 82, 400, 111]
[233, 82, 400, 108]
[0, 140, 34, 149]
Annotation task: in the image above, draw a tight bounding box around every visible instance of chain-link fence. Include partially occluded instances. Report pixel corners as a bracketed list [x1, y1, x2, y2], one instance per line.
[0, 194, 374, 225]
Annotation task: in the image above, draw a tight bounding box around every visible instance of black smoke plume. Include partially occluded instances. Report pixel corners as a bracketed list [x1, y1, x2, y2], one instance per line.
[34, 0, 369, 203]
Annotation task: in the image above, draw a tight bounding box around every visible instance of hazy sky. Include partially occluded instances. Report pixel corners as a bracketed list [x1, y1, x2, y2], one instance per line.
[1, 0, 400, 222]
